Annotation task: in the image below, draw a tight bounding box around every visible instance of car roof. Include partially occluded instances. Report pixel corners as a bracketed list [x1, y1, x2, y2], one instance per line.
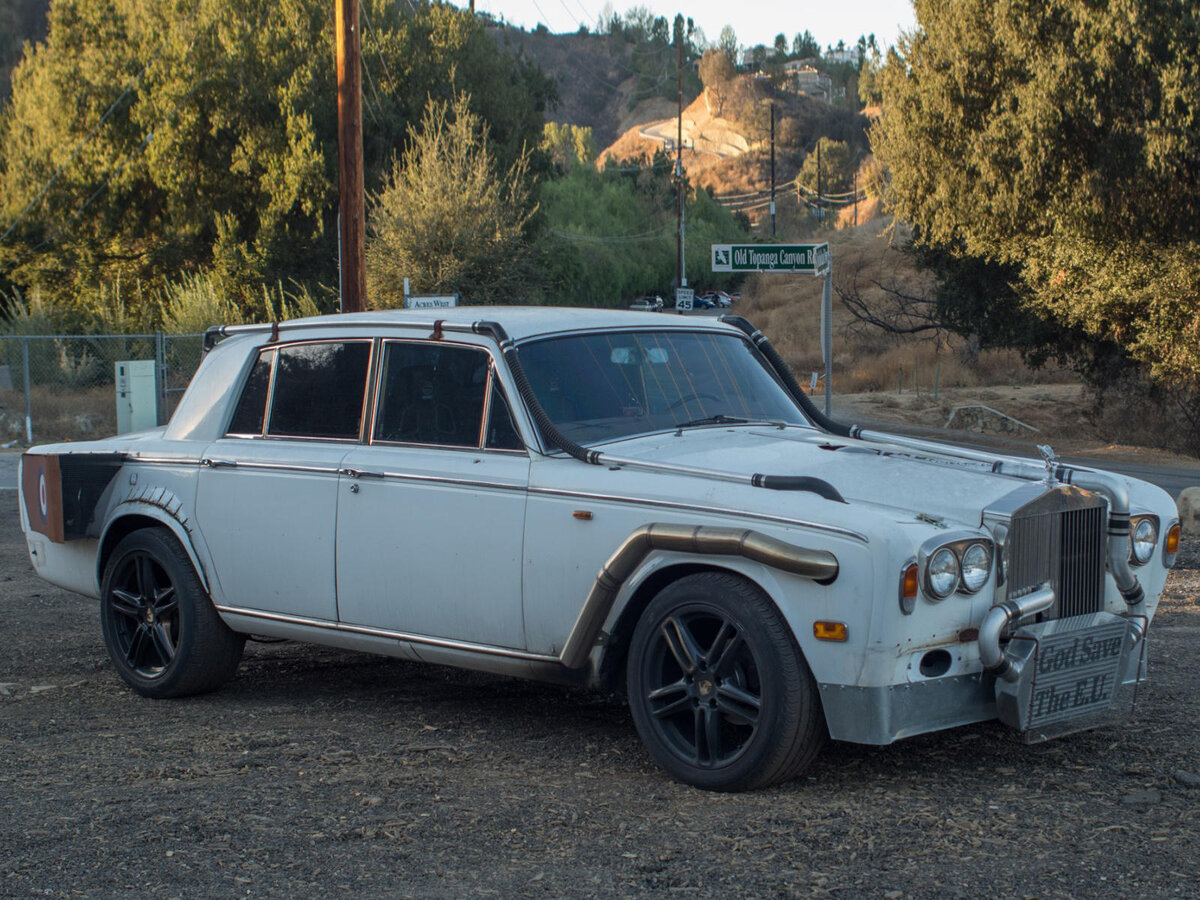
[224, 306, 740, 344]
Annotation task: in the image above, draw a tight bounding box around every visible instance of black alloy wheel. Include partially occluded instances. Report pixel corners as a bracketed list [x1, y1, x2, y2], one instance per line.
[627, 572, 825, 791]
[100, 528, 244, 698]
[106, 548, 180, 678]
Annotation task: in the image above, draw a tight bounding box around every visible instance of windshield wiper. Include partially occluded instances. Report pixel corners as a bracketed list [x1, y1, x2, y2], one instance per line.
[674, 414, 753, 429]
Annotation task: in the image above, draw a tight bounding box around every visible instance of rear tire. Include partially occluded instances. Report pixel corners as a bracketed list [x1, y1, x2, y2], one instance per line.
[626, 572, 825, 791]
[100, 528, 244, 698]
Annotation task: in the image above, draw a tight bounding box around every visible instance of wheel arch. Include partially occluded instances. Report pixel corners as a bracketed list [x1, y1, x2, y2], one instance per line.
[98, 506, 211, 595]
[597, 560, 785, 691]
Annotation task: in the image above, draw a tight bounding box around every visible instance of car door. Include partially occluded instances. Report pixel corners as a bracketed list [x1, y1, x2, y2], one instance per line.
[196, 339, 373, 622]
[335, 339, 530, 649]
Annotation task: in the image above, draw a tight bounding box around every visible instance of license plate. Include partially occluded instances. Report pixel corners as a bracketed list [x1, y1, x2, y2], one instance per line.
[993, 611, 1143, 737]
[1026, 619, 1129, 728]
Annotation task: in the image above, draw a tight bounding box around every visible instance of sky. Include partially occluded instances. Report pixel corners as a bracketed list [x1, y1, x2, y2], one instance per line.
[470, 1, 917, 53]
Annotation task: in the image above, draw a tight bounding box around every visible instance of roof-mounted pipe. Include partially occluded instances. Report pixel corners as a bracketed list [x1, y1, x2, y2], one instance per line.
[720, 314, 858, 439]
[721, 314, 1145, 605]
[473, 320, 846, 502]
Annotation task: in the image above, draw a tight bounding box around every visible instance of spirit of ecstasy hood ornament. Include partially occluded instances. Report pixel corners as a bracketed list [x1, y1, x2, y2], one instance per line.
[1037, 444, 1059, 485]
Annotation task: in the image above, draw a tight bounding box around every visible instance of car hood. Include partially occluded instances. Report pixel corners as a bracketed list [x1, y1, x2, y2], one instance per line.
[596, 425, 1051, 529]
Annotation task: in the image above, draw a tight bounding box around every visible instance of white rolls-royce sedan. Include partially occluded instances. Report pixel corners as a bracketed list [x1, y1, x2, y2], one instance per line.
[18, 308, 1181, 790]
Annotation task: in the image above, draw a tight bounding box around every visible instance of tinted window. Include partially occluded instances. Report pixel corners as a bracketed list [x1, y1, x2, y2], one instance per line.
[373, 342, 488, 447]
[267, 342, 371, 440]
[485, 388, 523, 451]
[519, 330, 807, 444]
[227, 349, 274, 436]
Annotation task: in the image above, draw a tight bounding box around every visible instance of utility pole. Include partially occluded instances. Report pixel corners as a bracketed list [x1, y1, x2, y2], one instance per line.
[853, 160, 858, 227]
[336, 0, 366, 313]
[769, 103, 776, 236]
[816, 139, 822, 222]
[675, 27, 686, 289]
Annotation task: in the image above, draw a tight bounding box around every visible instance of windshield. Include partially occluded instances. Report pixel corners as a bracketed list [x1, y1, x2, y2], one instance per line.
[519, 329, 810, 444]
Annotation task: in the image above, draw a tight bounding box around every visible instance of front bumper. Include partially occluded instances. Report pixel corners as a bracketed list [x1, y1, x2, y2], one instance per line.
[818, 610, 1147, 746]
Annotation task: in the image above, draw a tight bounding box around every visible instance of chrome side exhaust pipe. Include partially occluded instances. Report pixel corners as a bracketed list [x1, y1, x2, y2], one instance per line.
[979, 586, 1055, 683]
[559, 523, 839, 670]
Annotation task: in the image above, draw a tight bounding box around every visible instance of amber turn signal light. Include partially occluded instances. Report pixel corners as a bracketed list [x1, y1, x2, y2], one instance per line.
[813, 621, 848, 642]
[899, 563, 919, 615]
[1165, 523, 1180, 556]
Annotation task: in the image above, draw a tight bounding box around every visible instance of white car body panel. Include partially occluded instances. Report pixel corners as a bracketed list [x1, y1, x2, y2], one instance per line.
[335, 442, 529, 648]
[196, 439, 347, 621]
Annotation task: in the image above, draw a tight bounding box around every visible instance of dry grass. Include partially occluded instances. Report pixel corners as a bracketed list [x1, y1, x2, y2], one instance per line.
[740, 219, 1074, 395]
[0, 385, 118, 444]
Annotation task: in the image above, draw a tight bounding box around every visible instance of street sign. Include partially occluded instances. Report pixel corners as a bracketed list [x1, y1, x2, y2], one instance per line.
[711, 243, 830, 275]
[405, 294, 458, 310]
[675, 287, 694, 312]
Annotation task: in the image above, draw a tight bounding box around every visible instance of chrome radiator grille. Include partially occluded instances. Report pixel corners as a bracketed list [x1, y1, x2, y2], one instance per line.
[1007, 499, 1107, 618]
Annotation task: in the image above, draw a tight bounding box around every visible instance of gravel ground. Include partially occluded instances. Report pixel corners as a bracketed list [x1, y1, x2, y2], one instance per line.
[2, 498, 1198, 899]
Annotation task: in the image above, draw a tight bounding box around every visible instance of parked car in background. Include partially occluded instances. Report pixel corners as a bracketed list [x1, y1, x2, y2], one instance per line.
[692, 293, 716, 310]
[17, 308, 1180, 791]
[635, 294, 665, 311]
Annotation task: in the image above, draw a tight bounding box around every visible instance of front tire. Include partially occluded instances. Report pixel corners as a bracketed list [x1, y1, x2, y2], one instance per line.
[626, 572, 825, 791]
[100, 528, 245, 698]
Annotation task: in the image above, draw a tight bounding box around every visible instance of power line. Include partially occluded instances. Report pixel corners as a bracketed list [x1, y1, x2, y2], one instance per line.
[553, 224, 670, 243]
[360, 1, 400, 97]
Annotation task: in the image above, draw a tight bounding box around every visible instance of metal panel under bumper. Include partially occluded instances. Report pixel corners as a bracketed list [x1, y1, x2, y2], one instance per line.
[818, 675, 998, 745]
[821, 614, 1145, 746]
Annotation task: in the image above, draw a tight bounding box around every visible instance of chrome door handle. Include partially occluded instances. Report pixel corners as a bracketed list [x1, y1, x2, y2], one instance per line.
[341, 468, 384, 479]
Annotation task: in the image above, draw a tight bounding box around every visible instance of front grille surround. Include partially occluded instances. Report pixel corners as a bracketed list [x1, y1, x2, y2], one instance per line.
[984, 484, 1108, 619]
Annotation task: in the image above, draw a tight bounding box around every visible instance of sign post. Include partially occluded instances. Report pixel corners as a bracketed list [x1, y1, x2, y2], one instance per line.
[711, 243, 834, 415]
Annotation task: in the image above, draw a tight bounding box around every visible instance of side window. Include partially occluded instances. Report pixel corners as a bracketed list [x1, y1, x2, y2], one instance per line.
[373, 342, 488, 447]
[267, 342, 371, 440]
[485, 388, 524, 451]
[227, 349, 274, 436]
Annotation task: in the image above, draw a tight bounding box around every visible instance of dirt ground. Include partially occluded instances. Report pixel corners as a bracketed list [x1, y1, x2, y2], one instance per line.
[2, 497, 1199, 899]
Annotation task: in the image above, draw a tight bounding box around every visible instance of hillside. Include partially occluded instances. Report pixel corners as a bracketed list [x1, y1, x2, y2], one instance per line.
[490, 26, 697, 151]
[596, 73, 871, 218]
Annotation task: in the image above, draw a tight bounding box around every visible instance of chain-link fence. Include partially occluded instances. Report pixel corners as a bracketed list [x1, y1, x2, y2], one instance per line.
[0, 333, 205, 446]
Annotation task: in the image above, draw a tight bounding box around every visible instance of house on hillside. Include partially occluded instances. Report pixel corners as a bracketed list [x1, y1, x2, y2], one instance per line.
[783, 62, 832, 103]
[825, 46, 862, 66]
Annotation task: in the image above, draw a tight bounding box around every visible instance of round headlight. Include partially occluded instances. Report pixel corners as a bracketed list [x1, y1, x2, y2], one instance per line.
[926, 547, 960, 599]
[959, 542, 992, 593]
[1131, 518, 1157, 565]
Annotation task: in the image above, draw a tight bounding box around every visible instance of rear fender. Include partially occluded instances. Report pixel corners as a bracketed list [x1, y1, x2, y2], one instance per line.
[98, 493, 211, 595]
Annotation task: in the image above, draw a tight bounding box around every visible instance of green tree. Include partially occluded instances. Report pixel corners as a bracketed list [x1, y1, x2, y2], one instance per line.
[0, 0, 48, 101]
[798, 138, 853, 196]
[541, 121, 595, 172]
[874, 0, 1200, 396]
[792, 30, 818, 59]
[538, 153, 748, 306]
[366, 96, 537, 308]
[0, 0, 552, 320]
[773, 33, 788, 60]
